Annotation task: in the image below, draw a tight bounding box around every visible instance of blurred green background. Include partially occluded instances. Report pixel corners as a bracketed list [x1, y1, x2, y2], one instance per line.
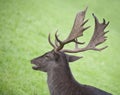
[0, 0, 120, 95]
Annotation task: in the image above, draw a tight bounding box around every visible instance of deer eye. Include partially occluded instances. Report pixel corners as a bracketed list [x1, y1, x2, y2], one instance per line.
[45, 55, 49, 59]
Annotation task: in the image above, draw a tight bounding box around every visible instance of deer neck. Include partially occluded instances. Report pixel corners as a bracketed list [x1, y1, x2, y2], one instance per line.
[47, 63, 77, 94]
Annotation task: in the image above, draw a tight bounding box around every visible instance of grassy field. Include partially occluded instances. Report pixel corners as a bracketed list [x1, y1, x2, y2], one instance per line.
[0, 0, 120, 95]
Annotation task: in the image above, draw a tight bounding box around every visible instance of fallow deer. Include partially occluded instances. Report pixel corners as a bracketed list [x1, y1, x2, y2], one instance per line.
[31, 8, 112, 95]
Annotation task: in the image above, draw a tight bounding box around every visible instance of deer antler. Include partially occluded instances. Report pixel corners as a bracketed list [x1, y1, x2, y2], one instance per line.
[48, 7, 109, 53]
[48, 7, 90, 52]
[62, 14, 109, 53]
[65, 7, 90, 42]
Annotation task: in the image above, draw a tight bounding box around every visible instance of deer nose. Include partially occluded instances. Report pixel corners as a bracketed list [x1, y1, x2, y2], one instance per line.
[31, 59, 35, 64]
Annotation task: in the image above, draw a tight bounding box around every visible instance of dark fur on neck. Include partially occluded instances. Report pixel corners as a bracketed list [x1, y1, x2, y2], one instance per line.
[47, 53, 112, 95]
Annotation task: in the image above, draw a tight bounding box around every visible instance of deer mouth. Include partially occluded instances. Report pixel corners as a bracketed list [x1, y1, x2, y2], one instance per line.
[32, 65, 39, 70]
[31, 60, 40, 70]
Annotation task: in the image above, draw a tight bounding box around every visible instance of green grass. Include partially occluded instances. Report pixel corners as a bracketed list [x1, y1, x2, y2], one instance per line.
[0, 0, 120, 95]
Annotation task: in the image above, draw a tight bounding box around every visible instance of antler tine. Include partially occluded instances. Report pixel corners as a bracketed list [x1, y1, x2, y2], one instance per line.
[55, 37, 59, 47]
[55, 30, 62, 45]
[75, 39, 79, 49]
[81, 19, 89, 26]
[48, 33, 56, 49]
[55, 30, 59, 47]
[103, 18, 106, 24]
[62, 14, 109, 53]
[55, 31, 65, 51]
[74, 39, 85, 44]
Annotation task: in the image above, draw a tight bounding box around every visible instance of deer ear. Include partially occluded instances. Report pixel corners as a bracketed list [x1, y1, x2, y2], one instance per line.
[66, 54, 82, 62]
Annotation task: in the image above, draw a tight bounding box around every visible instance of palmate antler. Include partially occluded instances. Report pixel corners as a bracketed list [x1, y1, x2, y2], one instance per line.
[48, 7, 109, 53]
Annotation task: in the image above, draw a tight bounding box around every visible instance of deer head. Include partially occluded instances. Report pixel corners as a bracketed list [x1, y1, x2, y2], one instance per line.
[31, 7, 109, 72]
[31, 50, 81, 72]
